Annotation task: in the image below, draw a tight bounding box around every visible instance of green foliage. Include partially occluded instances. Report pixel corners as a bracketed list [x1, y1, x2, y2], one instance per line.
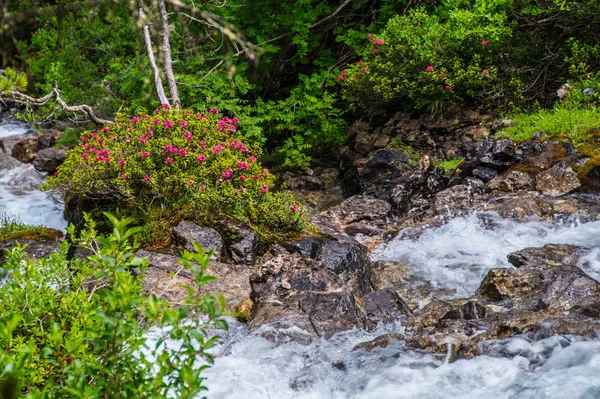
[499, 105, 600, 144]
[0, 214, 60, 241]
[43, 108, 309, 247]
[0, 68, 28, 93]
[0, 213, 227, 397]
[54, 128, 81, 147]
[435, 157, 465, 172]
[387, 137, 421, 166]
[341, 0, 514, 114]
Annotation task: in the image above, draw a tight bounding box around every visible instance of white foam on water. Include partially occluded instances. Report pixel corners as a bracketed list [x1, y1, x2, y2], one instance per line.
[0, 122, 67, 230]
[372, 212, 600, 298]
[201, 213, 600, 398]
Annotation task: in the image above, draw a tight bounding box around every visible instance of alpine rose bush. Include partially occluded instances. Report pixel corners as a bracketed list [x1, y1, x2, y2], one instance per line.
[44, 106, 308, 244]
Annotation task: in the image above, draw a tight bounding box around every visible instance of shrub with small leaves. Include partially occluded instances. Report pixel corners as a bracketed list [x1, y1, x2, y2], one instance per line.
[43, 106, 309, 246]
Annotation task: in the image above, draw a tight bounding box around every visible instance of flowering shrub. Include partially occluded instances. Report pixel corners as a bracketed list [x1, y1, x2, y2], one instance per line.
[339, 0, 515, 114]
[44, 106, 308, 245]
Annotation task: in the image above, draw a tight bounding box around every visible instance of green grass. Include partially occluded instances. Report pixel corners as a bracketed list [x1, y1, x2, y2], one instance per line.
[0, 214, 62, 241]
[435, 157, 464, 172]
[499, 106, 600, 144]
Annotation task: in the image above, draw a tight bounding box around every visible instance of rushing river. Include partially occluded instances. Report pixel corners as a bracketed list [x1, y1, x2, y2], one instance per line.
[2, 120, 600, 398]
[0, 121, 66, 230]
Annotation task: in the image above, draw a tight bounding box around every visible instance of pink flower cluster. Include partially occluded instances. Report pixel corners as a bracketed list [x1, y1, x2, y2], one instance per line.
[217, 116, 239, 132]
[184, 131, 193, 141]
[164, 119, 174, 129]
[212, 143, 226, 154]
[229, 140, 249, 153]
[372, 39, 384, 46]
[222, 168, 233, 179]
[236, 161, 249, 170]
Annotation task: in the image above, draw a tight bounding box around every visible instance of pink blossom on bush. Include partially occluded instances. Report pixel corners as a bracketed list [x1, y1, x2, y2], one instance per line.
[196, 154, 206, 162]
[361, 67, 368, 73]
[184, 131, 193, 141]
[118, 158, 126, 166]
[125, 138, 132, 143]
[81, 137, 89, 142]
[261, 185, 269, 193]
[222, 168, 233, 179]
[358, 61, 363, 66]
[262, 168, 270, 175]
[130, 116, 140, 123]
[187, 179, 195, 184]
[147, 129, 154, 137]
[120, 174, 127, 179]
[161, 103, 171, 110]
[141, 114, 149, 119]
[152, 117, 160, 125]
[139, 135, 149, 143]
[373, 49, 378, 54]
[200, 141, 207, 149]
[165, 157, 174, 164]
[141, 151, 150, 158]
[209, 108, 219, 114]
[367, 33, 372, 39]
[248, 155, 257, 163]
[236, 161, 249, 170]
[483, 70, 489, 75]
[252, 175, 260, 179]
[482, 40, 489, 46]
[290, 205, 298, 213]
[82, 153, 89, 159]
[426, 65, 434, 72]
[240, 175, 247, 181]
[164, 120, 174, 129]
[199, 185, 206, 191]
[372, 39, 384, 46]
[179, 121, 188, 127]
[445, 85, 452, 90]
[144, 174, 150, 181]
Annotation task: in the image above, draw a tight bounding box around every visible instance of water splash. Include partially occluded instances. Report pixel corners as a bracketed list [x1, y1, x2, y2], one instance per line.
[372, 213, 600, 298]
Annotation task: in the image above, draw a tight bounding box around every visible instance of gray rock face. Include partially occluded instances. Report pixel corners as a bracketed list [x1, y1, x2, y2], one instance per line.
[172, 221, 223, 255]
[497, 194, 554, 221]
[490, 119, 515, 133]
[228, 227, 258, 266]
[12, 130, 61, 163]
[433, 185, 473, 216]
[0, 239, 61, 265]
[318, 195, 391, 237]
[363, 288, 411, 325]
[535, 162, 581, 196]
[33, 147, 67, 173]
[486, 171, 534, 192]
[250, 237, 375, 339]
[136, 249, 251, 309]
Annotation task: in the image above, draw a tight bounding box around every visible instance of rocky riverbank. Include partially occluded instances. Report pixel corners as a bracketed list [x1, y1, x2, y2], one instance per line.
[2, 105, 600, 369]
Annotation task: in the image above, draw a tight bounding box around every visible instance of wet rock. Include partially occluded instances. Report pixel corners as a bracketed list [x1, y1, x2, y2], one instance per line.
[535, 162, 581, 196]
[362, 288, 411, 325]
[250, 237, 374, 339]
[172, 221, 223, 256]
[32, 147, 67, 173]
[497, 194, 554, 221]
[11, 137, 37, 163]
[507, 244, 588, 269]
[284, 175, 326, 191]
[137, 250, 251, 309]
[227, 227, 258, 266]
[492, 139, 517, 162]
[317, 195, 391, 237]
[442, 300, 488, 320]
[486, 171, 534, 192]
[433, 185, 473, 216]
[472, 167, 498, 182]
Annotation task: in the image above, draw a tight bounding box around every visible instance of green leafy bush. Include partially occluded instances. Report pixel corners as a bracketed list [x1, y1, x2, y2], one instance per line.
[340, 0, 514, 114]
[0, 67, 28, 93]
[43, 107, 308, 246]
[0, 214, 60, 241]
[0, 214, 226, 397]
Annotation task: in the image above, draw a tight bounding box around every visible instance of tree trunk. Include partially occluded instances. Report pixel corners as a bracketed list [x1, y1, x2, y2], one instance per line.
[136, 0, 169, 106]
[157, 0, 180, 108]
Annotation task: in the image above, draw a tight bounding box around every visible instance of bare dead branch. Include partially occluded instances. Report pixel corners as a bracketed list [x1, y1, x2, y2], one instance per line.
[158, 0, 180, 107]
[4, 84, 114, 125]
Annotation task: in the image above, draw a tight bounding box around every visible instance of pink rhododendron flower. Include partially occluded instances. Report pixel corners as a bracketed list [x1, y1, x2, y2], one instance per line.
[54, 171, 59, 176]
[338, 75, 344, 81]
[341, 71, 347, 76]
[179, 148, 188, 156]
[103, 157, 111, 163]
[240, 175, 247, 181]
[262, 168, 270, 175]
[120, 174, 127, 179]
[483, 70, 489, 75]
[373, 39, 384, 46]
[261, 185, 269, 193]
[361, 67, 368, 73]
[97, 138, 105, 144]
[84, 144, 90, 150]
[164, 120, 174, 129]
[125, 138, 132, 143]
[252, 175, 260, 179]
[248, 156, 257, 163]
[236, 161, 249, 170]
[199, 185, 206, 191]
[102, 127, 110, 133]
[217, 178, 223, 183]
[222, 168, 233, 179]
[81, 137, 89, 142]
[144, 174, 150, 181]
[141, 151, 150, 158]
[165, 157, 174, 164]
[140, 136, 149, 143]
[187, 179, 195, 184]
[82, 153, 89, 159]
[200, 141, 207, 149]
[367, 33, 372, 39]
[290, 205, 298, 213]
[209, 108, 219, 114]
[147, 129, 154, 136]
[358, 61, 363, 66]
[118, 158, 126, 166]
[152, 117, 160, 125]
[196, 154, 206, 162]
[234, 189, 240, 194]
[91, 148, 99, 154]
[373, 49, 378, 54]
[482, 40, 489, 46]
[445, 85, 452, 90]
[161, 103, 170, 110]
[141, 114, 149, 119]
[179, 121, 188, 127]
[184, 131, 193, 141]
[426, 65, 434, 72]
[439, 72, 445, 77]
[130, 116, 140, 123]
